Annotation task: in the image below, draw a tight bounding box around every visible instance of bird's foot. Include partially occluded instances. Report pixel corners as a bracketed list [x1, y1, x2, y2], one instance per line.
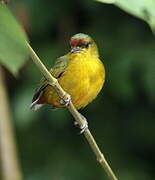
[60, 93, 71, 106]
[74, 113, 88, 134]
[48, 82, 71, 107]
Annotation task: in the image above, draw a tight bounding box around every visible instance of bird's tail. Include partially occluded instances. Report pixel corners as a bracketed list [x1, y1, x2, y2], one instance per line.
[30, 85, 46, 111]
[30, 99, 43, 111]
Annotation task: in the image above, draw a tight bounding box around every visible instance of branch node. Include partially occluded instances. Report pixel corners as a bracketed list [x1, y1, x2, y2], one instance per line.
[97, 153, 105, 163]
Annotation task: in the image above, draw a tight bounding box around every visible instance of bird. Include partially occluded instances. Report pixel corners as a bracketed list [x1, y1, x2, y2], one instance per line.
[30, 33, 105, 131]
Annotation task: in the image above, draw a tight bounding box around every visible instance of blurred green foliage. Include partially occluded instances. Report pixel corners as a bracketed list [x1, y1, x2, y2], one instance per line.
[1, 0, 155, 179]
[0, 5, 28, 75]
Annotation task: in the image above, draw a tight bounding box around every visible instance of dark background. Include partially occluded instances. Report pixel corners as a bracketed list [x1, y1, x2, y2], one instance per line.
[6, 0, 155, 179]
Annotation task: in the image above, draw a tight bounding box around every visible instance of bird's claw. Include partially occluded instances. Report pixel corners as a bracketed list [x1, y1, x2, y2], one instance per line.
[74, 114, 88, 134]
[79, 120, 88, 134]
[60, 94, 71, 106]
[48, 82, 71, 106]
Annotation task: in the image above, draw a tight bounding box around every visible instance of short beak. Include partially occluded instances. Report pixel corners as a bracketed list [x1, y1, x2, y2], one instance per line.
[71, 47, 81, 53]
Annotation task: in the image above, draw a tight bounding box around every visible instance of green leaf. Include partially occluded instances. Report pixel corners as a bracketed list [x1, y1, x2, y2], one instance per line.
[96, 0, 155, 33]
[0, 5, 29, 76]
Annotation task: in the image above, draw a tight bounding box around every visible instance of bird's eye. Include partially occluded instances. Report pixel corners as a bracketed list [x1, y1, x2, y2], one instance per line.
[81, 42, 89, 48]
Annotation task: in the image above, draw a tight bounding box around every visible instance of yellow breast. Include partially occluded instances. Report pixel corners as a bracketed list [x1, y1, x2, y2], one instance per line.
[44, 52, 105, 109]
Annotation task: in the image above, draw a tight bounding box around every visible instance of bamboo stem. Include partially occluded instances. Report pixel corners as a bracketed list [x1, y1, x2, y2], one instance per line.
[27, 42, 118, 180]
[0, 67, 22, 180]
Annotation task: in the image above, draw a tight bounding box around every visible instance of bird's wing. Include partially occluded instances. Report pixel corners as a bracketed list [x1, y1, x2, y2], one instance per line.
[50, 55, 69, 78]
[30, 55, 69, 110]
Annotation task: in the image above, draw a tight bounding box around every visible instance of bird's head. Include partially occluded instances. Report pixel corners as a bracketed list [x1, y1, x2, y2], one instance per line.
[69, 33, 98, 57]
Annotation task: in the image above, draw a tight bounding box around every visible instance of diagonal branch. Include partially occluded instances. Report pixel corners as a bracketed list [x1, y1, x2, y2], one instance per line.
[27, 42, 118, 180]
